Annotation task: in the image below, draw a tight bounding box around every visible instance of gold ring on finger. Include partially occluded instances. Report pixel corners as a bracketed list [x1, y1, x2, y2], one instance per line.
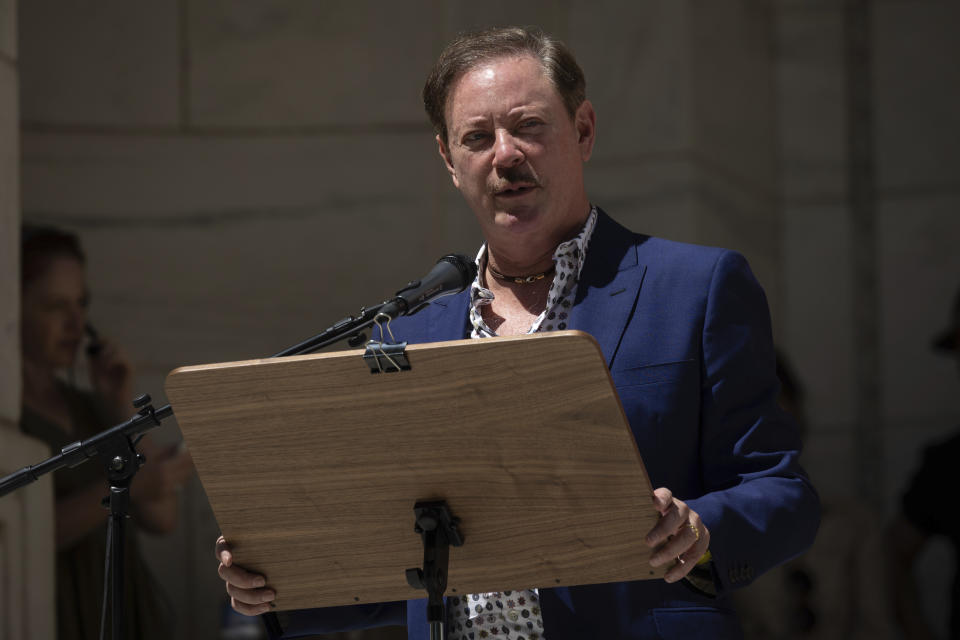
[688, 522, 700, 541]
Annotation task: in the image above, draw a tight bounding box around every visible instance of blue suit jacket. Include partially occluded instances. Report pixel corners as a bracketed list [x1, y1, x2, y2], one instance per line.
[274, 210, 820, 639]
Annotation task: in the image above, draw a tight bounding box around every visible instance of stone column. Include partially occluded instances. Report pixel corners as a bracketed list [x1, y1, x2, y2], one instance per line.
[0, 0, 56, 638]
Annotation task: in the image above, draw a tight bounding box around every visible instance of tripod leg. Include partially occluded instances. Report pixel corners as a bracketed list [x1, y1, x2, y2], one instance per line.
[110, 487, 128, 640]
[100, 514, 113, 640]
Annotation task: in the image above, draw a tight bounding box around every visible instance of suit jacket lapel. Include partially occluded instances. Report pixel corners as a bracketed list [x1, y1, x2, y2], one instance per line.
[569, 209, 646, 369]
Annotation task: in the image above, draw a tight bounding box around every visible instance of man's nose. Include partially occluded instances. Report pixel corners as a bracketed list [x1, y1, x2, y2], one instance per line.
[492, 130, 524, 168]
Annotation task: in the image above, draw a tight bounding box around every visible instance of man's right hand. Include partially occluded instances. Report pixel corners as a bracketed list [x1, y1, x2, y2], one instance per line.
[216, 535, 276, 615]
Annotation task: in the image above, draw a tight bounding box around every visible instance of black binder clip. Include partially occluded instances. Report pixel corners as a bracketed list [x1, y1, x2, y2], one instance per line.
[363, 313, 411, 374]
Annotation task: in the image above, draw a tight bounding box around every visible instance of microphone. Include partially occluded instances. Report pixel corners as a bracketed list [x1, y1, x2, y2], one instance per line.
[379, 254, 477, 320]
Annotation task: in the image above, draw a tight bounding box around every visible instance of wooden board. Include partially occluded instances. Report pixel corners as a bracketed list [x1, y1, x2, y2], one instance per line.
[165, 330, 663, 612]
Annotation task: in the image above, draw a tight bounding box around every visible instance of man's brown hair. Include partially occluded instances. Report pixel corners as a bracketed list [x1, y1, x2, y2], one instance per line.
[423, 26, 586, 144]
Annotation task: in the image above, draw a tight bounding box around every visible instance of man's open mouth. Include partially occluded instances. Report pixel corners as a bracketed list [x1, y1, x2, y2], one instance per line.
[495, 184, 537, 196]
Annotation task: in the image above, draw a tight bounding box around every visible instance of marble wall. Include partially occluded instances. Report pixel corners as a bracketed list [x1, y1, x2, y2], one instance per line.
[0, 0, 17, 424]
[777, 0, 960, 503]
[778, 1, 859, 501]
[875, 2, 960, 632]
[777, 1, 960, 635]
[0, 434, 56, 640]
[11, 0, 960, 637]
[0, 0, 56, 638]
[874, 0, 960, 483]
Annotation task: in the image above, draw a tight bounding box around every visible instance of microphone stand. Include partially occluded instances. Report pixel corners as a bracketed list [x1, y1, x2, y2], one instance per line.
[0, 301, 399, 640]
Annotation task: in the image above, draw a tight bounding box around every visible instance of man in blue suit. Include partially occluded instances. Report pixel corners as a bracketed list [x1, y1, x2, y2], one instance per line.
[217, 26, 820, 639]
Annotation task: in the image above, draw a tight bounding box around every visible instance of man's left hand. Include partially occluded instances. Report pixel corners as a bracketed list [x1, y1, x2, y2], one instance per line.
[645, 487, 710, 583]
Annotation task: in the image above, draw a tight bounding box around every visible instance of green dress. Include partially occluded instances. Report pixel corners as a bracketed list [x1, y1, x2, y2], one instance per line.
[20, 385, 172, 640]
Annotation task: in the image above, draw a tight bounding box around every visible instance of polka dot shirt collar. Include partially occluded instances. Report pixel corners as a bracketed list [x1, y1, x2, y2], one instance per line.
[469, 206, 598, 339]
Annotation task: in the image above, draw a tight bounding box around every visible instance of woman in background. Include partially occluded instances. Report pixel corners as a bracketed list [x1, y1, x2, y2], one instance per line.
[20, 226, 193, 640]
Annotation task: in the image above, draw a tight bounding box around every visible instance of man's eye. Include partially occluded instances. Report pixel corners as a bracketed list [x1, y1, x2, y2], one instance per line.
[463, 132, 490, 143]
[518, 119, 542, 129]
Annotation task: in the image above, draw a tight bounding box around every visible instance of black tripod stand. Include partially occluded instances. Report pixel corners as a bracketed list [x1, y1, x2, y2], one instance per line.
[98, 394, 158, 640]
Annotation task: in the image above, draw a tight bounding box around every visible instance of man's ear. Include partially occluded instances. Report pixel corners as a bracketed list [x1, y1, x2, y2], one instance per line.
[575, 100, 597, 162]
[436, 135, 460, 189]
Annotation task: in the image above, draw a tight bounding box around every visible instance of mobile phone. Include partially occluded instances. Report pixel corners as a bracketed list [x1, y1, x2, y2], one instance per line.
[85, 323, 104, 357]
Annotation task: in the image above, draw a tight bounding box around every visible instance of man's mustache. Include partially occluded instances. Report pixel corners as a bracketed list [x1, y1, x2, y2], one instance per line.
[489, 165, 541, 192]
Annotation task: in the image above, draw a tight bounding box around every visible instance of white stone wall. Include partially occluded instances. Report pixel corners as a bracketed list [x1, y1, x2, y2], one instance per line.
[778, 0, 960, 501]
[0, 435, 56, 640]
[0, 0, 56, 638]
[0, 0, 18, 422]
[777, 1, 960, 635]
[874, 2, 960, 633]
[778, 0, 859, 499]
[874, 0, 960, 493]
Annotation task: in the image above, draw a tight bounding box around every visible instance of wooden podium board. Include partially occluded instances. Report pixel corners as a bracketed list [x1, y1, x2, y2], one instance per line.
[165, 330, 663, 612]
